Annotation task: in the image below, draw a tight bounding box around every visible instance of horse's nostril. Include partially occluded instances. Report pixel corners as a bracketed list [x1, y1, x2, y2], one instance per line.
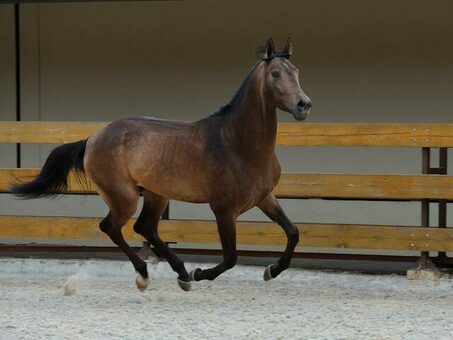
[297, 100, 311, 111]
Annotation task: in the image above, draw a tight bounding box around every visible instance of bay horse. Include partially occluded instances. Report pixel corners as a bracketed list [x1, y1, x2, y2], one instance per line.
[11, 38, 312, 292]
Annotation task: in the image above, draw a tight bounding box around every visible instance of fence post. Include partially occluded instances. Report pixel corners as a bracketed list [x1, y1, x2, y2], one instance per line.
[437, 148, 448, 262]
[407, 147, 444, 280]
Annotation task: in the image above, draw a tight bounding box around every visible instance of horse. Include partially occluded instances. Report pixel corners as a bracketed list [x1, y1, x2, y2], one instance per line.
[11, 38, 312, 292]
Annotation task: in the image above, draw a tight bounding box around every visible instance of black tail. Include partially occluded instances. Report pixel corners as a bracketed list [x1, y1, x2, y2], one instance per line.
[10, 139, 87, 199]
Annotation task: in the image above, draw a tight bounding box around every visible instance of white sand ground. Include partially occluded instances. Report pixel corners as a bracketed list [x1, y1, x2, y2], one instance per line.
[1, 258, 453, 340]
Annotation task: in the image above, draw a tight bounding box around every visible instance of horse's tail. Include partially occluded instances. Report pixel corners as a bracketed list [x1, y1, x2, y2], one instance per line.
[10, 139, 88, 199]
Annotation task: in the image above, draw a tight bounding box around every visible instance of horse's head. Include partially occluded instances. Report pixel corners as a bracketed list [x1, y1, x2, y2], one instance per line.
[260, 38, 312, 121]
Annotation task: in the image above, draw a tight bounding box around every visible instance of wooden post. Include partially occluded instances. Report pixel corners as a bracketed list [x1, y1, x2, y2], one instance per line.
[438, 148, 448, 261]
[407, 148, 442, 280]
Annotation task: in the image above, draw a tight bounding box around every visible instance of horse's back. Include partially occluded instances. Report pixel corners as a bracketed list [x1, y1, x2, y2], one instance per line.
[87, 116, 199, 148]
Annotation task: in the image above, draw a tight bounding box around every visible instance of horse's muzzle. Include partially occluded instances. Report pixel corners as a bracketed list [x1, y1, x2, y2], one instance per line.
[291, 99, 311, 121]
[292, 111, 309, 121]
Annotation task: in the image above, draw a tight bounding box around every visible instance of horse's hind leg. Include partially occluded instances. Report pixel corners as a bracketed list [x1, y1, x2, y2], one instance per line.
[97, 187, 150, 291]
[133, 190, 191, 291]
[257, 194, 299, 280]
[190, 210, 237, 282]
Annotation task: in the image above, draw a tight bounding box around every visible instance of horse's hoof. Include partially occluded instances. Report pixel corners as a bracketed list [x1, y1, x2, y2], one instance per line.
[135, 272, 150, 292]
[177, 278, 192, 292]
[263, 265, 275, 281]
[189, 268, 202, 281]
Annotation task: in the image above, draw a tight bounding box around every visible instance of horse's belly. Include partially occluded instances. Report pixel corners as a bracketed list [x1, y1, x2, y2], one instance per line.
[126, 129, 211, 202]
[137, 172, 210, 203]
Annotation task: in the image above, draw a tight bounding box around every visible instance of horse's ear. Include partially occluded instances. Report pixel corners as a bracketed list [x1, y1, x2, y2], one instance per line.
[284, 37, 293, 58]
[263, 38, 275, 59]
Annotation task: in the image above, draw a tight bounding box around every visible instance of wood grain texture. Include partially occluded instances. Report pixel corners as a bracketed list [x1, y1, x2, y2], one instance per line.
[276, 123, 453, 147]
[2, 168, 452, 200]
[0, 121, 106, 144]
[2, 121, 453, 147]
[1, 216, 452, 251]
[275, 173, 453, 200]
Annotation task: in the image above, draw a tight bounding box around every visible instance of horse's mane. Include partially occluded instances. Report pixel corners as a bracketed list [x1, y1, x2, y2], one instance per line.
[211, 60, 262, 117]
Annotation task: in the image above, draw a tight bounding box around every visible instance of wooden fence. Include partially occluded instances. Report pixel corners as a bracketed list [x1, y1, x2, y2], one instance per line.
[1, 122, 452, 265]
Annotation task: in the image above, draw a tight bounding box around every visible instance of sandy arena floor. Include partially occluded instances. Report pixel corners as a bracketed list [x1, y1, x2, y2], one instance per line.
[1, 258, 453, 340]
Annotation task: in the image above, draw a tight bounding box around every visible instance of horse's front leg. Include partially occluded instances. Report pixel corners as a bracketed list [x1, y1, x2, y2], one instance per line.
[190, 210, 237, 281]
[258, 193, 300, 280]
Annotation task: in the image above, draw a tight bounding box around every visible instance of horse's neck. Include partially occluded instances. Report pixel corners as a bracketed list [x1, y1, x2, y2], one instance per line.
[223, 77, 277, 155]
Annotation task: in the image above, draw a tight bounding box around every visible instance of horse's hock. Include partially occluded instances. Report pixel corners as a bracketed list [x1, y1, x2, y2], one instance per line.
[1, 122, 453, 278]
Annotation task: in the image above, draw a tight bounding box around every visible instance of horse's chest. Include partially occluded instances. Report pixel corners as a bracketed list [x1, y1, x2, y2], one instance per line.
[249, 165, 280, 199]
[214, 158, 281, 209]
[241, 166, 278, 192]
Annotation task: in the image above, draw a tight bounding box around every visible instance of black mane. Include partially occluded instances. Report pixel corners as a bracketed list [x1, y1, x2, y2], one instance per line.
[211, 61, 261, 117]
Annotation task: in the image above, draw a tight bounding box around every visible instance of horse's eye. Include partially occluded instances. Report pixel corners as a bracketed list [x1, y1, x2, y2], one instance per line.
[271, 71, 281, 78]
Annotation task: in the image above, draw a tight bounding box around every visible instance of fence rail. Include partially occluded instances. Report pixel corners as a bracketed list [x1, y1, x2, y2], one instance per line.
[2, 168, 453, 201]
[2, 121, 453, 147]
[1, 121, 452, 266]
[2, 216, 453, 252]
